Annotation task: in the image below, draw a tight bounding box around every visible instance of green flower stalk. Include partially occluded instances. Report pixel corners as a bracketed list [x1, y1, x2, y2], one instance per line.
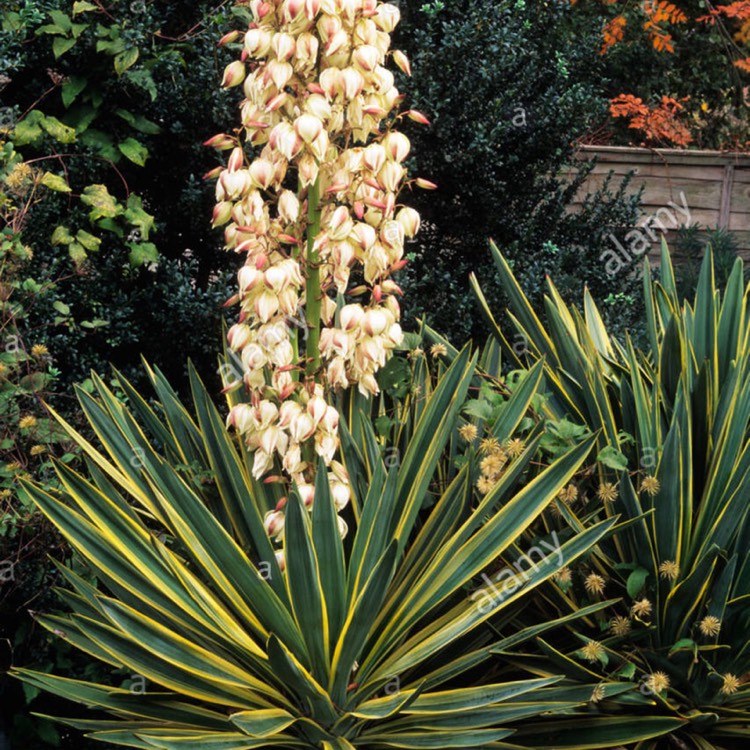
[208, 0, 429, 542]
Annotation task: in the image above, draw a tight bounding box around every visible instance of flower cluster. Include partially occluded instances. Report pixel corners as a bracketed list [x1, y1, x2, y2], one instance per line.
[213, 0, 427, 539]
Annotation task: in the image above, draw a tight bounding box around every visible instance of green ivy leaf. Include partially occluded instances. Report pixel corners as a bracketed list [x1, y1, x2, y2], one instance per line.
[80, 319, 110, 329]
[597, 445, 629, 472]
[41, 172, 71, 192]
[40, 115, 77, 144]
[75, 229, 101, 252]
[626, 567, 649, 599]
[12, 111, 45, 146]
[51, 226, 74, 245]
[61, 76, 87, 107]
[48, 10, 73, 33]
[52, 300, 71, 316]
[115, 108, 161, 135]
[127, 241, 158, 267]
[124, 194, 155, 239]
[79, 129, 119, 161]
[52, 37, 77, 58]
[68, 241, 88, 265]
[72, 1, 98, 15]
[123, 69, 157, 101]
[118, 137, 148, 166]
[114, 47, 140, 76]
[463, 399, 494, 421]
[81, 184, 122, 221]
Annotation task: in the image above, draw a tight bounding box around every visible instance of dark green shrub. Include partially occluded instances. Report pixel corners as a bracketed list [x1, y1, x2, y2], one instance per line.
[396, 0, 643, 345]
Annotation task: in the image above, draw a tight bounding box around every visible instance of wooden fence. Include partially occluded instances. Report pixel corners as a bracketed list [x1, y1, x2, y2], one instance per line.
[566, 145, 750, 261]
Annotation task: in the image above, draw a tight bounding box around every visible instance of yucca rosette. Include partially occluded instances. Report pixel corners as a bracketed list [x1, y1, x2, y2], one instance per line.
[208, 0, 428, 541]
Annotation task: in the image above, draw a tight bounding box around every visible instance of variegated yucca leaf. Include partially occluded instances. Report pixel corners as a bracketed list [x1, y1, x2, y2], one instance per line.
[11, 346, 657, 749]
[466, 240, 750, 748]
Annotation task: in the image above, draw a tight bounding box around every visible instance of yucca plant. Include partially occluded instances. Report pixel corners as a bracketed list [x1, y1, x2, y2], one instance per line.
[9, 347, 667, 749]
[455, 240, 750, 749]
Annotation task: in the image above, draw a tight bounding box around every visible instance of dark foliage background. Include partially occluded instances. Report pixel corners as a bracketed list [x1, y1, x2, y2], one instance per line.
[395, 0, 644, 347]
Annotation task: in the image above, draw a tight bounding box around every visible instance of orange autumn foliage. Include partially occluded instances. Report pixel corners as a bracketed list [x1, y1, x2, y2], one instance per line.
[601, 15, 627, 53]
[610, 93, 694, 146]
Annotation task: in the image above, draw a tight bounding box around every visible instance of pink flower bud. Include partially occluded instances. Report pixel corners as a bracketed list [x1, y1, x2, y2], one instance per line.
[379, 161, 405, 193]
[396, 207, 421, 238]
[294, 114, 323, 144]
[304, 95, 331, 123]
[383, 132, 411, 162]
[381, 220, 404, 249]
[415, 177, 438, 190]
[325, 29, 349, 57]
[352, 222, 377, 251]
[353, 45, 379, 73]
[373, 66, 394, 94]
[278, 190, 300, 224]
[264, 265, 288, 293]
[363, 143, 387, 173]
[340, 303, 365, 331]
[362, 308, 388, 336]
[218, 30, 242, 47]
[319, 68, 342, 99]
[309, 129, 330, 161]
[255, 290, 280, 322]
[204, 133, 236, 149]
[222, 60, 246, 88]
[381, 280, 403, 296]
[298, 483, 315, 508]
[406, 109, 431, 126]
[307, 395, 328, 426]
[227, 147, 244, 172]
[249, 159, 274, 189]
[305, 0, 321, 19]
[279, 400, 303, 428]
[238, 265, 263, 292]
[387, 322, 403, 346]
[275, 549, 286, 571]
[332, 481, 350, 511]
[341, 68, 365, 99]
[227, 323, 253, 350]
[265, 91, 289, 112]
[244, 28, 273, 58]
[242, 343, 266, 371]
[327, 357, 349, 389]
[263, 509, 285, 538]
[298, 153, 319, 186]
[322, 405, 339, 432]
[227, 403, 254, 433]
[212, 201, 233, 227]
[290, 412, 315, 442]
[266, 60, 293, 91]
[284, 0, 304, 21]
[273, 32, 296, 61]
[392, 50, 411, 76]
[296, 33, 319, 66]
[374, 3, 400, 33]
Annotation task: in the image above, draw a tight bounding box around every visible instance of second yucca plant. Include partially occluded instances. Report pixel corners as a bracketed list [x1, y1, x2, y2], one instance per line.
[463, 241, 750, 748]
